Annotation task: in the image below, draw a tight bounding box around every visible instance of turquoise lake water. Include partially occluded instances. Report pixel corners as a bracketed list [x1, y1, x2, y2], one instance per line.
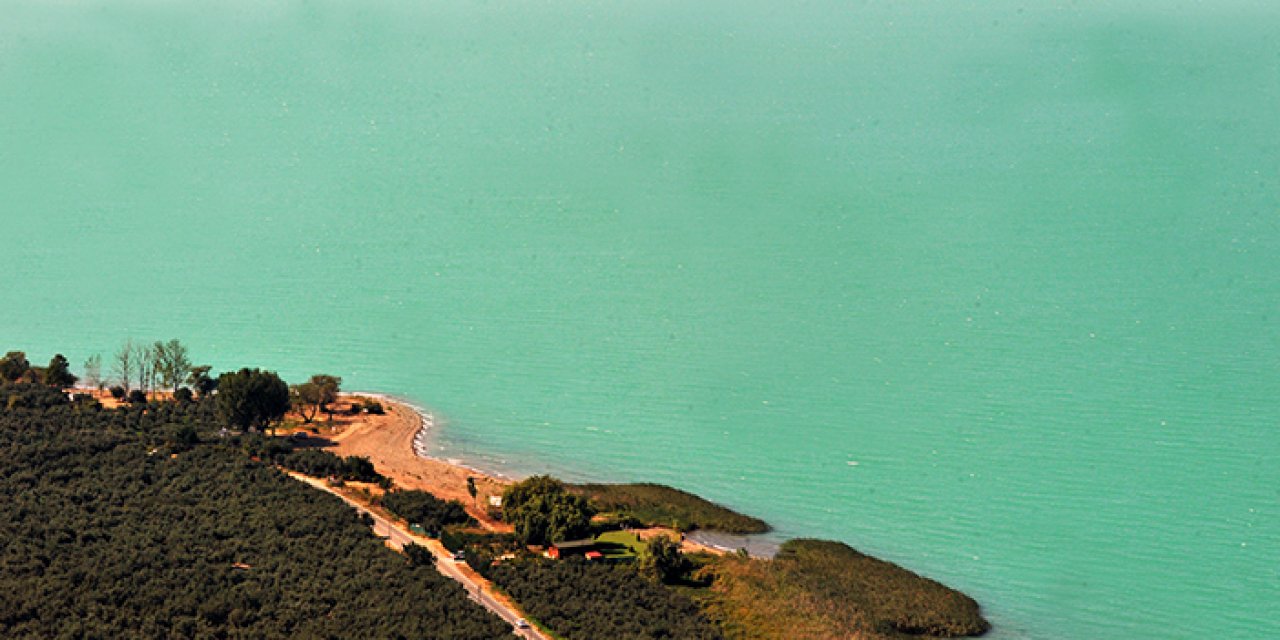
[2, 1, 1277, 637]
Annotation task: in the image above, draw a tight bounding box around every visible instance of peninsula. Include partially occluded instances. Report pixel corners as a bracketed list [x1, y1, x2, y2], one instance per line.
[0, 347, 989, 639]
[291, 392, 991, 639]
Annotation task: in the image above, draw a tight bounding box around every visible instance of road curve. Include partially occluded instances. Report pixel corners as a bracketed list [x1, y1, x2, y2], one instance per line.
[286, 472, 549, 640]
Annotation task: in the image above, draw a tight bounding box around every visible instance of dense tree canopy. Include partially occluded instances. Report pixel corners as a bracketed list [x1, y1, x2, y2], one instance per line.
[187, 365, 217, 397]
[0, 351, 30, 382]
[380, 490, 472, 534]
[216, 368, 290, 432]
[42, 353, 77, 388]
[272, 448, 383, 483]
[153, 339, 192, 391]
[502, 476, 595, 545]
[0, 382, 68, 411]
[291, 374, 341, 423]
[639, 534, 690, 584]
[490, 559, 724, 640]
[503, 475, 566, 511]
[0, 386, 509, 639]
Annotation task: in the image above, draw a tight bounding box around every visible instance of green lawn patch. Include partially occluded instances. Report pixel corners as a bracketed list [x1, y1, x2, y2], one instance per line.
[594, 530, 645, 559]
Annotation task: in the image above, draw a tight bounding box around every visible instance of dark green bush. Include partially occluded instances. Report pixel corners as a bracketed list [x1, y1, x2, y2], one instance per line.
[273, 448, 384, 483]
[489, 558, 723, 640]
[503, 476, 594, 545]
[171, 425, 199, 450]
[439, 531, 522, 563]
[381, 490, 472, 533]
[404, 543, 435, 567]
[0, 383, 69, 411]
[241, 433, 293, 459]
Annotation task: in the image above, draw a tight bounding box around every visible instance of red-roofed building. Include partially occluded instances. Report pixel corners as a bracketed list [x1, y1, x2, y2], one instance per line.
[547, 539, 598, 560]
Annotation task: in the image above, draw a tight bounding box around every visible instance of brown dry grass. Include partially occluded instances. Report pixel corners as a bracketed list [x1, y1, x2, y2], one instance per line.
[696, 540, 989, 640]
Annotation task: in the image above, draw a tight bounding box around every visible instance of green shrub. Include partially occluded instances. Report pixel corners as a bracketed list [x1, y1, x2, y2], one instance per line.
[0, 383, 70, 411]
[404, 543, 435, 567]
[503, 476, 595, 545]
[381, 490, 472, 533]
[490, 558, 723, 640]
[274, 449, 384, 483]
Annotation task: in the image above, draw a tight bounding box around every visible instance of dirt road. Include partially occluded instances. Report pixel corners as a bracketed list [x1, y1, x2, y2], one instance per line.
[287, 472, 548, 640]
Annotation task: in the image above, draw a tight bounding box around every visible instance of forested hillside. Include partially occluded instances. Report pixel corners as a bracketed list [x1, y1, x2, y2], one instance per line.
[0, 384, 508, 639]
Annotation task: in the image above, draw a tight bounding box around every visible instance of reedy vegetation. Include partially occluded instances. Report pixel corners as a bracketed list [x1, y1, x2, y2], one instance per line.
[696, 539, 990, 639]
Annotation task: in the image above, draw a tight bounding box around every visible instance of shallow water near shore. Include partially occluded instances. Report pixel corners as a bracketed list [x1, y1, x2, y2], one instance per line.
[3, 1, 1279, 638]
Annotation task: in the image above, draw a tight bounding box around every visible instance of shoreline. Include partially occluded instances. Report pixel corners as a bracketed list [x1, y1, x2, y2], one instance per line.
[401, 398, 518, 482]
[63, 384, 988, 635]
[314, 393, 989, 636]
[326, 394, 762, 556]
[319, 395, 511, 530]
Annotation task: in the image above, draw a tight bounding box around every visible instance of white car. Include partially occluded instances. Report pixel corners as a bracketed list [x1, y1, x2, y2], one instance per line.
[514, 619, 530, 630]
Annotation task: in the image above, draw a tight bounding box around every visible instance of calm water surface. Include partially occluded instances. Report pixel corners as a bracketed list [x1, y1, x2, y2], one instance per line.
[2, 2, 1278, 637]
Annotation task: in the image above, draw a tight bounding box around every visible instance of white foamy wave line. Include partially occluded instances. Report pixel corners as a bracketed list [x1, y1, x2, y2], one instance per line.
[687, 530, 781, 559]
[344, 390, 437, 459]
[349, 391, 518, 480]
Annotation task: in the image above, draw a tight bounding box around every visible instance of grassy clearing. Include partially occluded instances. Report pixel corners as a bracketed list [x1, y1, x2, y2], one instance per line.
[695, 539, 989, 640]
[572, 482, 770, 534]
[595, 530, 645, 559]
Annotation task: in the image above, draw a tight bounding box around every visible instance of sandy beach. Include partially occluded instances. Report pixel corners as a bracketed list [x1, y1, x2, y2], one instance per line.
[319, 397, 512, 530]
[313, 395, 725, 554]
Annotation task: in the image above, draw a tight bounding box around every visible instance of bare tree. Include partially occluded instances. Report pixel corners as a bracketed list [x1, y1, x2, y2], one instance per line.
[152, 339, 192, 392]
[83, 354, 103, 390]
[113, 339, 135, 392]
[136, 342, 155, 394]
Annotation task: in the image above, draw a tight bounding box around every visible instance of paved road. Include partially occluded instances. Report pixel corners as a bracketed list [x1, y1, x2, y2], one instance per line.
[288, 473, 548, 640]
